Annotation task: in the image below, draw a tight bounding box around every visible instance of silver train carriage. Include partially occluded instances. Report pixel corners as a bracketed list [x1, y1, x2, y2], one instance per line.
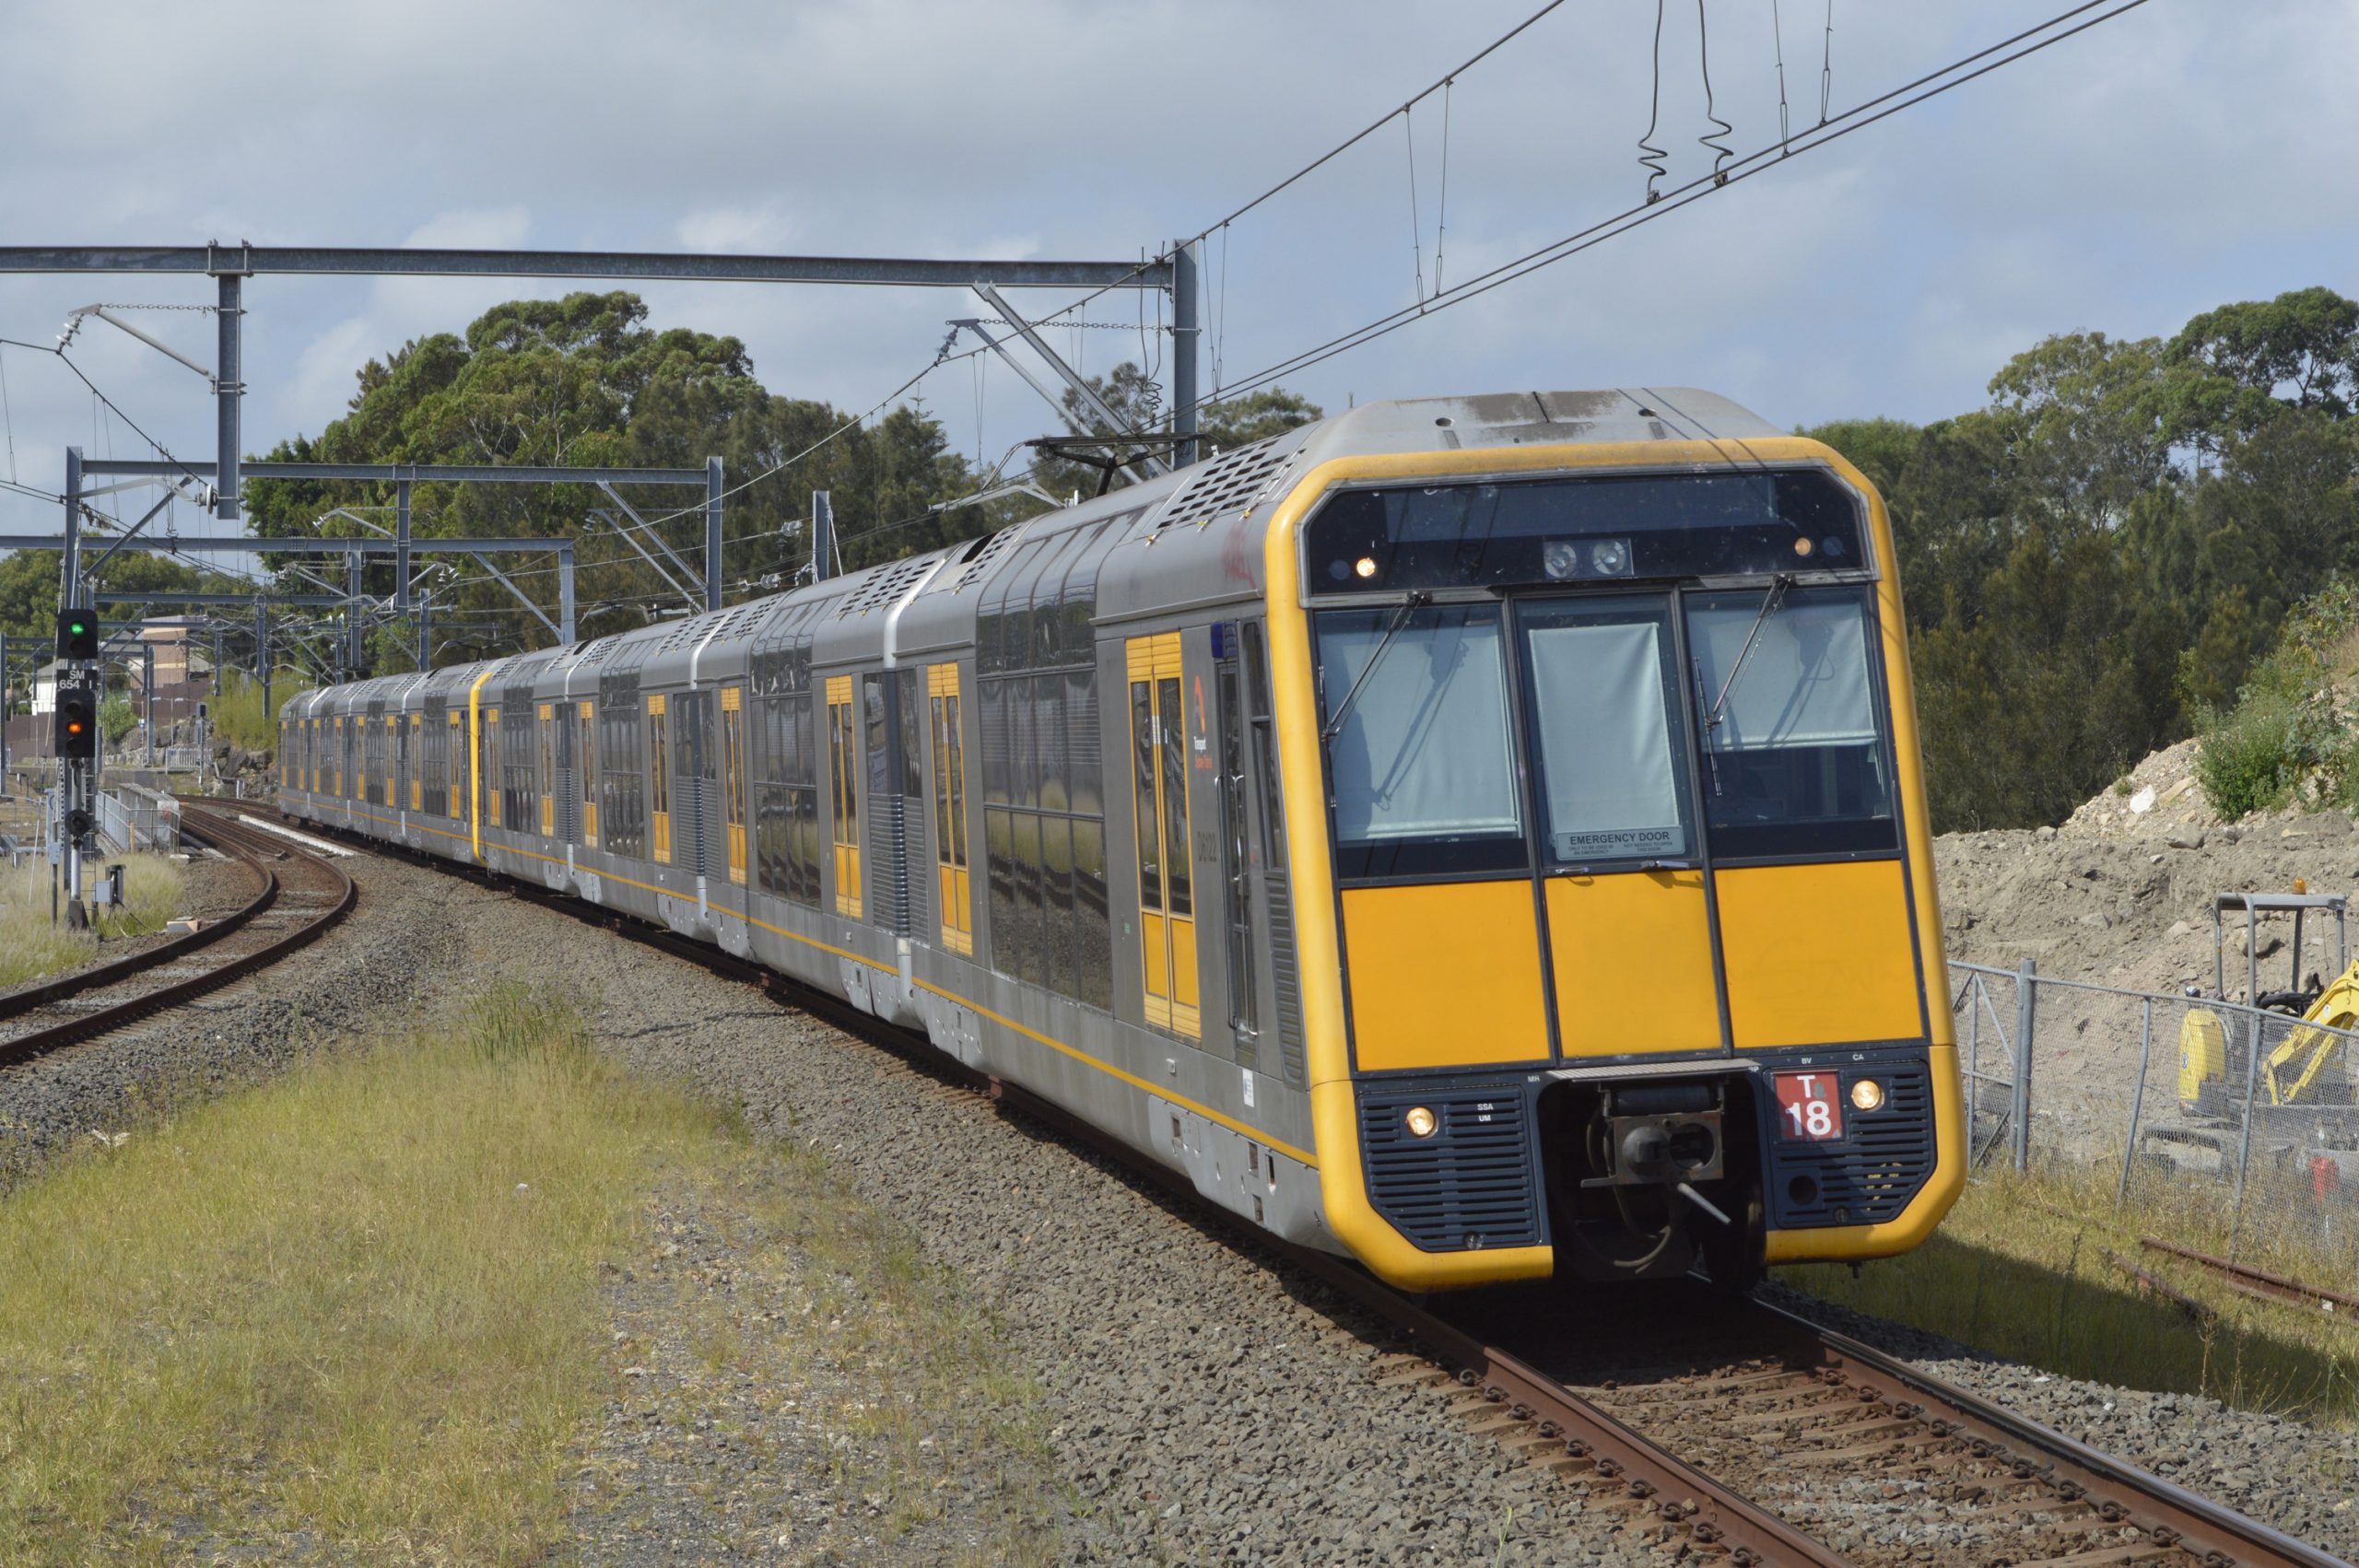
[278, 389, 1966, 1290]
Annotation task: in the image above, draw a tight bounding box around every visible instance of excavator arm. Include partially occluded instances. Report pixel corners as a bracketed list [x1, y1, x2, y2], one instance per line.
[2266, 958, 2359, 1105]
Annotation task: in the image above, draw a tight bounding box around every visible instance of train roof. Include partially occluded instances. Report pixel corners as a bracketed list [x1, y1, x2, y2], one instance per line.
[279, 387, 1787, 718]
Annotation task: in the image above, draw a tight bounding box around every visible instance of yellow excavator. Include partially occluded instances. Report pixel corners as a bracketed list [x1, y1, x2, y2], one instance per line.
[2179, 889, 2358, 1114]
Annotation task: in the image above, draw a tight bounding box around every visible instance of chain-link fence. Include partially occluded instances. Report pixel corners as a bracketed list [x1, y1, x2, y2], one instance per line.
[1951, 959, 2359, 1291]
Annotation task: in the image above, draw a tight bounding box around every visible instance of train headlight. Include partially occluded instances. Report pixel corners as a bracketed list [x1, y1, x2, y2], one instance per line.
[1354, 556, 1379, 579]
[1403, 1106, 1439, 1139]
[1543, 540, 1580, 579]
[1588, 537, 1632, 576]
[1849, 1079, 1885, 1112]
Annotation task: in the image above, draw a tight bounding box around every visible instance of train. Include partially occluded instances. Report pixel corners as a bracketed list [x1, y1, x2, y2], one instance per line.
[276, 387, 1965, 1292]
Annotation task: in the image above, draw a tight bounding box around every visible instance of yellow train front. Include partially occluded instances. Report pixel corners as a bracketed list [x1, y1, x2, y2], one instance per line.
[276, 387, 1962, 1293]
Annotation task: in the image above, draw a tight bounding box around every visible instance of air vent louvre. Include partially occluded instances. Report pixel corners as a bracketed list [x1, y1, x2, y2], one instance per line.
[1360, 1087, 1543, 1252]
[1155, 439, 1292, 531]
[953, 524, 1029, 591]
[835, 555, 937, 618]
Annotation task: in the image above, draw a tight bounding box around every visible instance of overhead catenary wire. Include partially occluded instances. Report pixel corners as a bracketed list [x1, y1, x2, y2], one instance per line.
[1193, 0, 2156, 410]
[996, 0, 1575, 343]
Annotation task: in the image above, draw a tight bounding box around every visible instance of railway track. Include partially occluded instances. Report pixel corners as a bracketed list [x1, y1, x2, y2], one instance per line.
[0, 801, 356, 1069]
[297, 815, 2353, 1568]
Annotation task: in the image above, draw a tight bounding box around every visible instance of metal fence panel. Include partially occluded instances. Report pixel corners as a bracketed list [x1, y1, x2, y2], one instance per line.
[1954, 959, 2359, 1293]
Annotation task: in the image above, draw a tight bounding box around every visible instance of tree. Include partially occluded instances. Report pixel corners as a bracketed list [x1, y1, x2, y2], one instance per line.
[2168, 287, 2359, 421]
[98, 693, 136, 744]
[242, 292, 987, 663]
[1033, 363, 1321, 500]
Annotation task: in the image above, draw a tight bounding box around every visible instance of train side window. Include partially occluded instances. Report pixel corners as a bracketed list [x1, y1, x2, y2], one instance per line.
[649, 694, 672, 864]
[1219, 648, 1259, 1047]
[1244, 623, 1286, 872]
[386, 715, 399, 808]
[408, 713, 423, 812]
[446, 709, 463, 818]
[721, 685, 746, 884]
[827, 674, 862, 917]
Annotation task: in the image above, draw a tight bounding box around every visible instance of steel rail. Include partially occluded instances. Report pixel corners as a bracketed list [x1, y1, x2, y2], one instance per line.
[1754, 1297, 2353, 1568]
[0, 803, 355, 1069]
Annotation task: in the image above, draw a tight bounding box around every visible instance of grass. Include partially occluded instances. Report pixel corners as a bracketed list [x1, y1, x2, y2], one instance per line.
[0, 852, 184, 989]
[0, 989, 1060, 1564]
[1780, 1164, 2359, 1428]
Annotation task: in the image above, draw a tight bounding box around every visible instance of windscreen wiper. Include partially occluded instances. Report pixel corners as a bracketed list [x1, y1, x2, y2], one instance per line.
[1701, 575, 1792, 737]
[1321, 591, 1431, 742]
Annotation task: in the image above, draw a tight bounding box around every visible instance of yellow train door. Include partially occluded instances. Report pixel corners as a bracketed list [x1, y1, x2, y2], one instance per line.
[537, 704, 555, 835]
[407, 714, 423, 811]
[648, 693, 672, 864]
[928, 662, 971, 954]
[1127, 634, 1198, 1038]
[384, 716, 397, 807]
[483, 707, 500, 825]
[721, 685, 747, 885]
[827, 674, 862, 918]
[446, 709, 463, 817]
[579, 700, 598, 847]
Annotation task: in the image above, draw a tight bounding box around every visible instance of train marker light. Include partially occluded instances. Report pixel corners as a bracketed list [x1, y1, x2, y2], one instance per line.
[1793, 535, 1815, 558]
[1588, 537, 1632, 576]
[1849, 1079, 1885, 1112]
[1403, 1106, 1438, 1139]
[1354, 556, 1379, 579]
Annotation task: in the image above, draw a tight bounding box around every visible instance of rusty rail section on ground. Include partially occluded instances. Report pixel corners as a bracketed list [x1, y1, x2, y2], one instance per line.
[2141, 1235, 2359, 1316]
[0, 802, 355, 1069]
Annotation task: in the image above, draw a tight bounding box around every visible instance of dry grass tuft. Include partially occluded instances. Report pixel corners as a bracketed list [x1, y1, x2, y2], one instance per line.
[0, 989, 1060, 1565]
[0, 852, 183, 989]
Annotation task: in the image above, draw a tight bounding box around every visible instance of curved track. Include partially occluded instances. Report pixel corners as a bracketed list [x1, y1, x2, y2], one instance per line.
[297, 815, 2353, 1568]
[0, 802, 356, 1069]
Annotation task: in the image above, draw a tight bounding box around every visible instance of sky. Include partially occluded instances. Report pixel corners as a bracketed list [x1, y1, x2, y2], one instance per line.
[0, 0, 2353, 556]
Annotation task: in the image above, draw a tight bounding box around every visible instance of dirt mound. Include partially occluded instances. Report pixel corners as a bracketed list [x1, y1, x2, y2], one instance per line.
[1937, 742, 2359, 998]
[1932, 743, 2359, 1160]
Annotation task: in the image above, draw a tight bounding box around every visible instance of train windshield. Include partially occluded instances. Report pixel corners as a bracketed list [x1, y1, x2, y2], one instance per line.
[1517, 598, 1696, 867]
[1685, 585, 1896, 858]
[1314, 603, 1528, 879]
[1315, 584, 1898, 879]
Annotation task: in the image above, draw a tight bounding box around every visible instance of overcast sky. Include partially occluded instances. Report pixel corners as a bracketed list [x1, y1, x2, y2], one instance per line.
[1, 0, 2353, 553]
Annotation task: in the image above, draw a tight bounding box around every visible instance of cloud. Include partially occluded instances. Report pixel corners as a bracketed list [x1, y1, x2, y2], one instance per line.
[1, 0, 2353, 543]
